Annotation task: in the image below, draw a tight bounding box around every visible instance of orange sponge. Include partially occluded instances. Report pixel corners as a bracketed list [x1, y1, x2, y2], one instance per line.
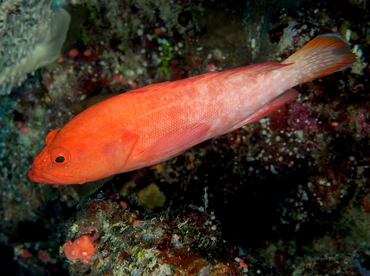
[63, 235, 96, 264]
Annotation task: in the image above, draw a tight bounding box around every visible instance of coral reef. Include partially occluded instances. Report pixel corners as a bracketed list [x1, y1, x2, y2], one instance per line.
[0, 0, 369, 275]
[62, 192, 252, 275]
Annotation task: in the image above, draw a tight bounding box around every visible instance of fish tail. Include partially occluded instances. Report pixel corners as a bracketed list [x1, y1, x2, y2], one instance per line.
[282, 33, 356, 83]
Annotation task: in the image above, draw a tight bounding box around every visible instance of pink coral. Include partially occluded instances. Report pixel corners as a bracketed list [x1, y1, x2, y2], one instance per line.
[63, 235, 96, 264]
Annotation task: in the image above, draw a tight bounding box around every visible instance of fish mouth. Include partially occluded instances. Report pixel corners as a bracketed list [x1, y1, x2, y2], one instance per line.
[28, 167, 87, 185]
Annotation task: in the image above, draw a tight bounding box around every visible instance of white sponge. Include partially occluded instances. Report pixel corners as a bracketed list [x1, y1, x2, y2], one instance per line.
[0, 2, 70, 94]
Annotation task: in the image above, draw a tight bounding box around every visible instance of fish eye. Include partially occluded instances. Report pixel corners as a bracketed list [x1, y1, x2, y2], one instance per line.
[51, 147, 70, 166]
[55, 156, 65, 163]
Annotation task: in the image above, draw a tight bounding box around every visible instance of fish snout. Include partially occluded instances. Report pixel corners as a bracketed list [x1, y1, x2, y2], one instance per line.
[28, 168, 38, 182]
[28, 167, 50, 184]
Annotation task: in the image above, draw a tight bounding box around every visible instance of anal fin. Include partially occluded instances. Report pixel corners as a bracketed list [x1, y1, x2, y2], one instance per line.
[228, 89, 298, 131]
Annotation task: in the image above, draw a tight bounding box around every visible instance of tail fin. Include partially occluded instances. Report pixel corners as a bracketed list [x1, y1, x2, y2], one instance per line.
[282, 33, 356, 83]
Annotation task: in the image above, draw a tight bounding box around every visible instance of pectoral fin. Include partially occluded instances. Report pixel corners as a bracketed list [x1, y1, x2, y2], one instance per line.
[138, 123, 210, 163]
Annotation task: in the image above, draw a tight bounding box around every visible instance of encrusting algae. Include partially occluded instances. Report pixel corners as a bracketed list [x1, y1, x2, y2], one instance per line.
[137, 183, 166, 210]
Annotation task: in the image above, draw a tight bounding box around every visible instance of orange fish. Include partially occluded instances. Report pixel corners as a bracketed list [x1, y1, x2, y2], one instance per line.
[28, 34, 356, 184]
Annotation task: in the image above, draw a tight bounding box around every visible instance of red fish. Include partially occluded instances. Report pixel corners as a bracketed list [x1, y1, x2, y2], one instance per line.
[28, 34, 356, 184]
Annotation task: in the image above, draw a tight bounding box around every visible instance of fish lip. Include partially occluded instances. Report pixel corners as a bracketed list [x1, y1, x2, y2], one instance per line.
[28, 167, 87, 185]
[28, 169, 54, 184]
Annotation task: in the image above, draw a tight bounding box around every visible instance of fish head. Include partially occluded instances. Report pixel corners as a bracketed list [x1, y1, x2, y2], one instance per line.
[28, 129, 91, 184]
[27, 145, 89, 184]
[28, 127, 140, 185]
